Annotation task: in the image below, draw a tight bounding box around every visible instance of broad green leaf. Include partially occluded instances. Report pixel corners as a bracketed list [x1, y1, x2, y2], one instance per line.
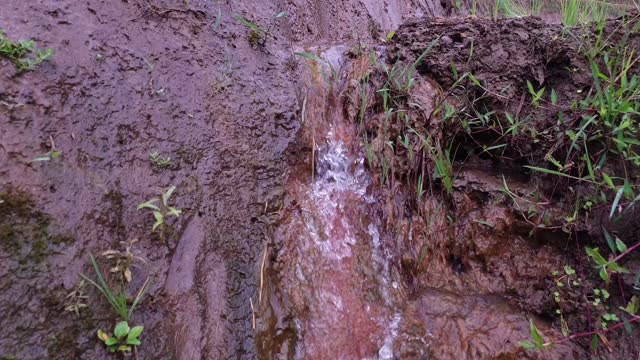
[623, 316, 633, 334]
[607, 261, 628, 274]
[585, 247, 607, 266]
[560, 315, 570, 337]
[117, 345, 132, 352]
[152, 220, 162, 231]
[105, 337, 118, 346]
[527, 80, 535, 95]
[114, 321, 129, 339]
[615, 238, 627, 253]
[551, 89, 557, 105]
[128, 326, 144, 339]
[167, 207, 182, 217]
[564, 265, 575, 275]
[529, 319, 544, 348]
[603, 227, 616, 254]
[127, 338, 142, 346]
[386, 31, 395, 41]
[599, 267, 609, 282]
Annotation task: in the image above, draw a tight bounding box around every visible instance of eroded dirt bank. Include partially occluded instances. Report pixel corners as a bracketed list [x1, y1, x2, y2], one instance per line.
[259, 13, 640, 360]
[0, 0, 463, 359]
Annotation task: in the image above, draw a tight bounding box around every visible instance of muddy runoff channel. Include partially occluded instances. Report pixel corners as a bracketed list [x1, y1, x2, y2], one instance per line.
[256, 49, 581, 358]
[2, 2, 639, 360]
[258, 15, 640, 360]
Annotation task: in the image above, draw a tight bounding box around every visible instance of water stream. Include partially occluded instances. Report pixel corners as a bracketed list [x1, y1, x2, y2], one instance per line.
[257, 46, 404, 359]
[256, 45, 585, 360]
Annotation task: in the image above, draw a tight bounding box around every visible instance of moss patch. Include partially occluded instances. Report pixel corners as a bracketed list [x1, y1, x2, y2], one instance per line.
[0, 187, 72, 265]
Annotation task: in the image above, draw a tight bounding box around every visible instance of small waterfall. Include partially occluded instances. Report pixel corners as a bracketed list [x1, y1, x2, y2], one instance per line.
[260, 47, 401, 359]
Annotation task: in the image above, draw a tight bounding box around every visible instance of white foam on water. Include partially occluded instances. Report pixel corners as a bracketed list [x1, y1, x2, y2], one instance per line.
[304, 130, 369, 261]
[378, 313, 402, 360]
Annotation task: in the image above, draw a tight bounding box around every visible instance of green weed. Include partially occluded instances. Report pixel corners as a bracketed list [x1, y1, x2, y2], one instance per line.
[526, 80, 545, 107]
[80, 253, 150, 322]
[0, 30, 53, 72]
[493, 0, 527, 20]
[149, 151, 172, 168]
[31, 150, 61, 163]
[526, 30, 640, 221]
[137, 186, 182, 236]
[234, 11, 283, 48]
[97, 320, 143, 353]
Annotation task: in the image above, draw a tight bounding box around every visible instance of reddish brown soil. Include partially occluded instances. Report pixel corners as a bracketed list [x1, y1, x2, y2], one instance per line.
[2, 0, 638, 359]
[369, 13, 640, 359]
[0, 1, 460, 359]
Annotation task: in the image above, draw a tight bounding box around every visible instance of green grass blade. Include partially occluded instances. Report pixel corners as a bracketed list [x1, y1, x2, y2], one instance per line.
[525, 165, 596, 183]
[294, 52, 325, 64]
[412, 36, 441, 69]
[610, 187, 624, 219]
[233, 15, 266, 33]
[128, 277, 151, 320]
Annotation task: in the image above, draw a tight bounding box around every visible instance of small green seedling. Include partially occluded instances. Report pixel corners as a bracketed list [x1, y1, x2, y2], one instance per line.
[31, 150, 61, 162]
[585, 247, 629, 283]
[137, 186, 182, 233]
[97, 321, 143, 353]
[149, 151, 172, 168]
[519, 319, 547, 350]
[0, 30, 53, 71]
[526, 80, 545, 107]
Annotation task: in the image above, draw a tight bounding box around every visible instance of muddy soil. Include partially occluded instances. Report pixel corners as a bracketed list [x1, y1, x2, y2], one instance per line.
[259, 12, 640, 360]
[375, 13, 640, 359]
[0, 1, 467, 359]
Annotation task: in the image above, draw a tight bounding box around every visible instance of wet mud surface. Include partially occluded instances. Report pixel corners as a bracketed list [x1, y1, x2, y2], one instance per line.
[2, 0, 639, 359]
[259, 11, 639, 360]
[0, 0, 460, 359]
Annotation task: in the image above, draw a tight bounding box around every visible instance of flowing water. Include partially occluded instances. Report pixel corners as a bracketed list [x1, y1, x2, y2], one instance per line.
[257, 48, 406, 359]
[256, 46, 588, 360]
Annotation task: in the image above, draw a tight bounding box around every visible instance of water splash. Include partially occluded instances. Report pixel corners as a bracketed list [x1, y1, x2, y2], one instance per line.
[261, 48, 401, 359]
